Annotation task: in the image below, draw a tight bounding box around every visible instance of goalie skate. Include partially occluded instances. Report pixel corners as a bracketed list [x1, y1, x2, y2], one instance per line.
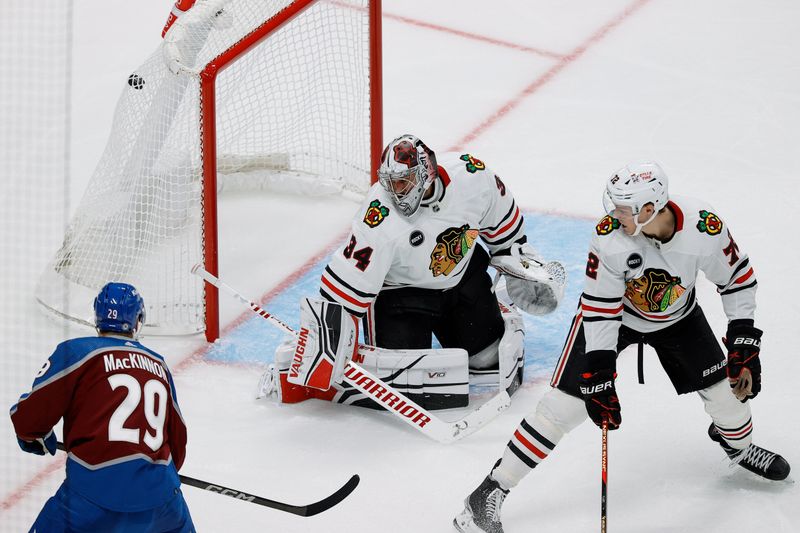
[255, 363, 280, 400]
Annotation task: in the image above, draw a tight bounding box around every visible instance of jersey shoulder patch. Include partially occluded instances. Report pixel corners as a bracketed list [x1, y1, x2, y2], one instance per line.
[595, 215, 621, 236]
[363, 199, 390, 228]
[696, 209, 723, 235]
[459, 153, 486, 173]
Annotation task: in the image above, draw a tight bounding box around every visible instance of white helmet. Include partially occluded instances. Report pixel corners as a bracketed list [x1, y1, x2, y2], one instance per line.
[377, 134, 437, 217]
[602, 162, 669, 236]
[603, 161, 669, 215]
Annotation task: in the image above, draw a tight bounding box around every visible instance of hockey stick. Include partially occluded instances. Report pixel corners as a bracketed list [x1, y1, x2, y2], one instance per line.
[601, 418, 609, 533]
[192, 264, 511, 444]
[56, 442, 358, 517]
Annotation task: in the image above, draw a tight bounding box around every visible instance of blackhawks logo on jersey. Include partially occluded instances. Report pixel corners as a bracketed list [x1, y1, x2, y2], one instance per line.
[363, 199, 389, 227]
[696, 210, 723, 235]
[460, 154, 486, 173]
[429, 224, 479, 277]
[625, 268, 686, 313]
[596, 215, 621, 236]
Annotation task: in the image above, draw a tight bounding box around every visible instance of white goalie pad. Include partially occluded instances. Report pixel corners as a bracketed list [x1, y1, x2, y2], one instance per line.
[491, 243, 566, 316]
[347, 346, 470, 410]
[286, 298, 359, 391]
[468, 303, 525, 396]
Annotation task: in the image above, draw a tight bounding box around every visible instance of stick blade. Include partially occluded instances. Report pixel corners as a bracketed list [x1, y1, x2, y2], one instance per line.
[301, 474, 361, 517]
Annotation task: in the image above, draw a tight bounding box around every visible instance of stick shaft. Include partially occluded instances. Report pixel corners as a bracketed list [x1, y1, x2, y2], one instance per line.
[601, 419, 608, 533]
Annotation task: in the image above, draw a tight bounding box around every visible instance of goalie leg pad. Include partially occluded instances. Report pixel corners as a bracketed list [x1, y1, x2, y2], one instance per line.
[262, 338, 338, 404]
[287, 298, 358, 391]
[343, 346, 469, 410]
[467, 304, 525, 396]
[498, 303, 525, 395]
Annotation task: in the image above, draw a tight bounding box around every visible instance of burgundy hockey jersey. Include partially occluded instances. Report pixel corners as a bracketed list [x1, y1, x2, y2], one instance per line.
[11, 334, 187, 512]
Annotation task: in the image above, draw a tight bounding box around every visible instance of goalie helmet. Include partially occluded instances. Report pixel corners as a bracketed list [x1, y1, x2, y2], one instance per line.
[94, 282, 146, 335]
[377, 134, 438, 217]
[602, 161, 669, 217]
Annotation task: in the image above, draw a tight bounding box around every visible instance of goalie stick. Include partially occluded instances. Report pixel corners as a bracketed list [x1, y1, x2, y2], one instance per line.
[191, 264, 511, 444]
[56, 443, 358, 517]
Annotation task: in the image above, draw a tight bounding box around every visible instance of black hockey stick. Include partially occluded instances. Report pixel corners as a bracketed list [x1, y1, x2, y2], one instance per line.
[600, 418, 609, 533]
[57, 443, 359, 516]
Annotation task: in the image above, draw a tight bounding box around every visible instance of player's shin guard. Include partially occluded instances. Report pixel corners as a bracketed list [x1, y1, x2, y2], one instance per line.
[698, 379, 753, 450]
[491, 388, 586, 489]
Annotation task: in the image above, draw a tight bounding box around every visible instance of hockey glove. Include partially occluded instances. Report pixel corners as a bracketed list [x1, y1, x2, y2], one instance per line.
[17, 430, 57, 456]
[580, 366, 621, 430]
[490, 242, 566, 315]
[724, 322, 762, 402]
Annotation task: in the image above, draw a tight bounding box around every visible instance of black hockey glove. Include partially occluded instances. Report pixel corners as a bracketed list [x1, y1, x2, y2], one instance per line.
[579, 357, 621, 430]
[724, 322, 762, 402]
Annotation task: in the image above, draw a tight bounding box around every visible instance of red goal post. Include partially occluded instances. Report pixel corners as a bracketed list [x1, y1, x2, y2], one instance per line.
[35, 0, 382, 341]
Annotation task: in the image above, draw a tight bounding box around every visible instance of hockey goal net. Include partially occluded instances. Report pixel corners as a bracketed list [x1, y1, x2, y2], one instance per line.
[36, 0, 382, 340]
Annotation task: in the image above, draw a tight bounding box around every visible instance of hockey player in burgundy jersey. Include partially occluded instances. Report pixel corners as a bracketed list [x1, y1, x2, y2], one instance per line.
[454, 162, 789, 533]
[10, 282, 195, 533]
[259, 134, 565, 411]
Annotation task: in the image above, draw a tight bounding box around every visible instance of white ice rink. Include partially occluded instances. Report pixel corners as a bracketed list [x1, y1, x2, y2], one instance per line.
[2, 1, 799, 531]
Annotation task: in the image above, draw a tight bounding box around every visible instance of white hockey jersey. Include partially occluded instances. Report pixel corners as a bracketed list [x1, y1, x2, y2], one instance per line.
[579, 196, 757, 354]
[320, 152, 525, 317]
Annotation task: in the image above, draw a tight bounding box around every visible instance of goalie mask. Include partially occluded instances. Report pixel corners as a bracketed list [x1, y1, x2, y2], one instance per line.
[602, 161, 669, 236]
[377, 134, 438, 217]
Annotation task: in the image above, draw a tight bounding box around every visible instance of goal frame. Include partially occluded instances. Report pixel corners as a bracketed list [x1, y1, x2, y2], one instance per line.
[198, 0, 383, 341]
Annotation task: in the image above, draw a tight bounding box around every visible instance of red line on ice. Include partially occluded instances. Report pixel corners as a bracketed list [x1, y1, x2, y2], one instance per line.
[449, 0, 653, 151]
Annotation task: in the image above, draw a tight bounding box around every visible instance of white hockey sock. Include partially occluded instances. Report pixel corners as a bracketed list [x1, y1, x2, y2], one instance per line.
[492, 389, 586, 488]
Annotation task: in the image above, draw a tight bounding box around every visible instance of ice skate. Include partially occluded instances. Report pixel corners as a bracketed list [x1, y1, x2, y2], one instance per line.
[453, 476, 509, 533]
[255, 363, 281, 400]
[708, 423, 790, 480]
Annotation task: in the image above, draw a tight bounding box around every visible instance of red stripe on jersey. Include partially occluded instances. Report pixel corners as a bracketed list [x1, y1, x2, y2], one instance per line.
[437, 165, 451, 187]
[667, 200, 684, 231]
[482, 206, 520, 239]
[581, 303, 623, 315]
[321, 275, 370, 309]
[734, 267, 754, 285]
[514, 430, 547, 459]
[552, 312, 582, 386]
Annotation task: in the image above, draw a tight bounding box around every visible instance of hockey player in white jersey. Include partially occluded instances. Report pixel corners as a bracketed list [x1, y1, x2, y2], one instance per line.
[259, 134, 565, 410]
[454, 162, 790, 533]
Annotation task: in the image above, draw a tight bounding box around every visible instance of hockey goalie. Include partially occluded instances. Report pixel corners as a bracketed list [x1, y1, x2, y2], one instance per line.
[258, 134, 566, 412]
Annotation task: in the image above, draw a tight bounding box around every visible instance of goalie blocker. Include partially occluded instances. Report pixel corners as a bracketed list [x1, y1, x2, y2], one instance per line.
[259, 299, 525, 410]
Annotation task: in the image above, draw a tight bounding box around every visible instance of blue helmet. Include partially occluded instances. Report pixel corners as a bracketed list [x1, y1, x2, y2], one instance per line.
[93, 282, 146, 334]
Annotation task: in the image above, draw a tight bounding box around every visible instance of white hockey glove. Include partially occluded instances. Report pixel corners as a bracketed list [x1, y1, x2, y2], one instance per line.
[490, 243, 566, 315]
[286, 298, 359, 391]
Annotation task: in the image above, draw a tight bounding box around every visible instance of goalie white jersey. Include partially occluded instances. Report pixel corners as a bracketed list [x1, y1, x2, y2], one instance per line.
[321, 152, 525, 317]
[580, 195, 757, 353]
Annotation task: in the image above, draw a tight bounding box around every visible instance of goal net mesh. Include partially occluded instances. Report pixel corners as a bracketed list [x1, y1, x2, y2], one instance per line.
[36, 0, 373, 335]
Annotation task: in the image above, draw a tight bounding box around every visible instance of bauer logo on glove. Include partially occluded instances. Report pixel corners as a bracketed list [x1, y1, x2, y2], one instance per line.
[287, 298, 359, 391]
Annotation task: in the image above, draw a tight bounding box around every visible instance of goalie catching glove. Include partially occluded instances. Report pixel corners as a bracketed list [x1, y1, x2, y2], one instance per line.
[490, 242, 566, 315]
[287, 298, 359, 391]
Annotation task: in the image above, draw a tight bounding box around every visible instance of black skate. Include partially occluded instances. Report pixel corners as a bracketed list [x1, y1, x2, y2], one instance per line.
[453, 475, 509, 533]
[708, 423, 790, 481]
